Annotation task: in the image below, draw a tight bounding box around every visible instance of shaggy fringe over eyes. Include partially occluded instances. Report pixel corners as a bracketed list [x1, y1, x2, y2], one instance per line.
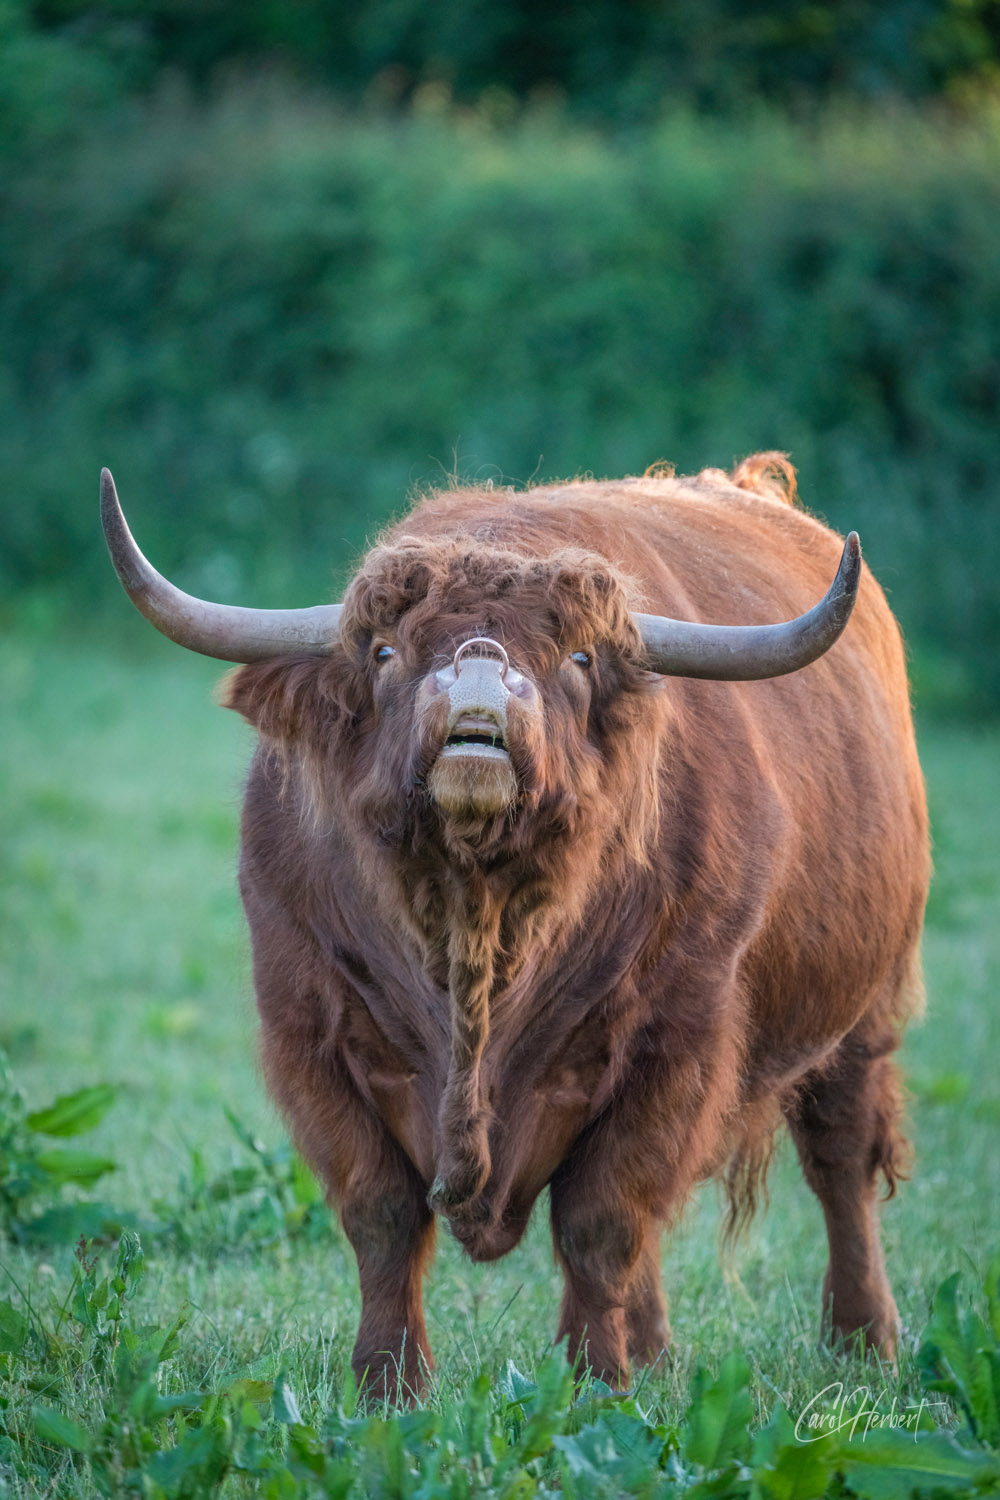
[219, 537, 660, 846]
[340, 537, 644, 662]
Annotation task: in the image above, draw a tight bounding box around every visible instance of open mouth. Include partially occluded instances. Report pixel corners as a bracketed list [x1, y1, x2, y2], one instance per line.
[428, 711, 519, 815]
[440, 718, 510, 758]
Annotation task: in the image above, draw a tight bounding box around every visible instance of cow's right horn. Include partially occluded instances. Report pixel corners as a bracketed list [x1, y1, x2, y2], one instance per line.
[101, 469, 342, 662]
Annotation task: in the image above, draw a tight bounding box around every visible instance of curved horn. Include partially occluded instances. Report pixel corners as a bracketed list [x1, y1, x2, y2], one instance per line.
[101, 469, 341, 662]
[635, 531, 861, 680]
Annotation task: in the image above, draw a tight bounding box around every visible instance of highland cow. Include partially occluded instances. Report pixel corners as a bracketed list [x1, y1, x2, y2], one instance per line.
[102, 453, 929, 1399]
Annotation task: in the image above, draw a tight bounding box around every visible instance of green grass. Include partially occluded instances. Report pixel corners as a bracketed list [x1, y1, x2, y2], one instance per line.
[1, 627, 999, 1494]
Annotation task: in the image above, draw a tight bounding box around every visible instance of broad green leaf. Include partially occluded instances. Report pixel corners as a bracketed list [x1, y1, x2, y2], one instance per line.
[835, 1427, 1000, 1499]
[597, 1403, 663, 1462]
[498, 1359, 538, 1406]
[153, 1307, 189, 1366]
[33, 1148, 116, 1187]
[147, 1420, 229, 1490]
[752, 1402, 793, 1468]
[495, 1352, 575, 1470]
[32, 1404, 93, 1453]
[553, 1421, 618, 1481]
[0, 1298, 28, 1355]
[26, 1083, 116, 1137]
[751, 1402, 832, 1499]
[460, 1370, 494, 1466]
[756, 1442, 831, 1499]
[962, 1311, 1000, 1446]
[227, 1379, 275, 1406]
[919, 1271, 1000, 1445]
[16, 1202, 139, 1244]
[684, 1351, 753, 1469]
[147, 1389, 205, 1416]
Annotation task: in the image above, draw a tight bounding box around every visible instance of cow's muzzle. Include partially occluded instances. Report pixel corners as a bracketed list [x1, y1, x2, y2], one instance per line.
[425, 638, 532, 818]
[433, 638, 530, 762]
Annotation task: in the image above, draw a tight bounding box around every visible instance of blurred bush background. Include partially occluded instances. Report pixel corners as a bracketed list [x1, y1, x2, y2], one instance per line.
[2, 0, 998, 712]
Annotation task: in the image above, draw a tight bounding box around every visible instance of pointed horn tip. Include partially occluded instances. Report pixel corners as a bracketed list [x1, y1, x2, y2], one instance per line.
[841, 531, 862, 592]
[100, 468, 120, 524]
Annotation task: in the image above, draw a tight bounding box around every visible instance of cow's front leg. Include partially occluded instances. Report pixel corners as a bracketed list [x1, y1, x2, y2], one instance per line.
[341, 1158, 436, 1401]
[261, 1014, 436, 1402]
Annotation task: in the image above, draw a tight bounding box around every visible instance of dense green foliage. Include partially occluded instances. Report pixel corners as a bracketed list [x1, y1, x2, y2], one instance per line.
[0, 1057, 330, 1252]
[3, 1227, 999, 1496]
[3, 0, 999, 712]
[2, 88, 998, 709]
[2, 630, 999, 1493]
[17, 0, 1000, 116]
[2, 1043, 999, 1497]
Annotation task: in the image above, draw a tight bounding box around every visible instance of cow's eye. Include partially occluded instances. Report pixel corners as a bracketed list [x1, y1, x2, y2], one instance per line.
[374, 644, 396, 664]
[570, 650, 592, 669]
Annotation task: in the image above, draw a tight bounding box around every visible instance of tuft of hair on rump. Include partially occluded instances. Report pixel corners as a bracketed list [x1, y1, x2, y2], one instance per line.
[719, 1095, 783, 1250]
[728, 451, 799, 506]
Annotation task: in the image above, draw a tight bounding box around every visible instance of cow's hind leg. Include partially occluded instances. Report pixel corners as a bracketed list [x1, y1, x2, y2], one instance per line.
[550, 1185, 671, 1384]
[625, 1225, 671, 1369]
[550, 1167, 645, 1386]
[550, 1004, 742, 1386]
[786, 1023, 907, 1360]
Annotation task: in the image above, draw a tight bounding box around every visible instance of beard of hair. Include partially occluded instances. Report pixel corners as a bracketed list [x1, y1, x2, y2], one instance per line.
[427, 753, 520, 820]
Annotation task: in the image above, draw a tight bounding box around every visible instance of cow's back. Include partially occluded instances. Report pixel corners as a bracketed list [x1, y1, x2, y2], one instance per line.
[392, 470, 930, 1063]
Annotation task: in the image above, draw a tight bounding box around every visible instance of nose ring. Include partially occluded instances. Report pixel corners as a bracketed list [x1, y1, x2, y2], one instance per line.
[452, 637, 510, 681]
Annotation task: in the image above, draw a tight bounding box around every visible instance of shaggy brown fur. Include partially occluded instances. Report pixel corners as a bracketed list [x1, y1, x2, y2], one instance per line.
[223, 454, 929, 1398]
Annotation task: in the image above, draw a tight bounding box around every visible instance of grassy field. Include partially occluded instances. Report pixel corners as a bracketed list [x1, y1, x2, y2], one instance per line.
[1, 626, 999, 1494]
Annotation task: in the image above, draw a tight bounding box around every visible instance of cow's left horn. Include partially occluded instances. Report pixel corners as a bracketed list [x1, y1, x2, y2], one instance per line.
[101, 469, 342, 661]
[635, 531, 861, 680]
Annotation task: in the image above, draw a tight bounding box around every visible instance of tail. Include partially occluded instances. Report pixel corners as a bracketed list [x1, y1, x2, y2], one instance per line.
[720, 1096, 783, 1247]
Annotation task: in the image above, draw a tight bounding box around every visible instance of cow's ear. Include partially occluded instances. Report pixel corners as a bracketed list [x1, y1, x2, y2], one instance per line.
[217, 657, 334, 744]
